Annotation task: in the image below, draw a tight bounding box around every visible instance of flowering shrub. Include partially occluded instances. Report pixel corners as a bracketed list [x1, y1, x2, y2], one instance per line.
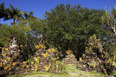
[66, 49, 72, 55]
[0, 42, 22, 76]
[43, 65, 51, 71]
[0, 53, 18, 75]
[0, 43, 66, 76]
[34, 64, 39, 71]
[27, 44, 66, 73]
[35, 44, 45, 50]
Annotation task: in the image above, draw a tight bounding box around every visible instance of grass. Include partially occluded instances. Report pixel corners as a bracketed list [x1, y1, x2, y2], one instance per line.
[11, 72, 68, 77]
[110, 71, 116, 75]
[65, 65, 105, 77]
[11, 64, 106, 77]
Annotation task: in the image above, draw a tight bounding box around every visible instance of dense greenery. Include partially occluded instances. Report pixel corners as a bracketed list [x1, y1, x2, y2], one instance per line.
[0, 3, 110, 57]
[43, 4, 106, 58]
[0, 3, 116, 76]
[102, 7, 116, 60]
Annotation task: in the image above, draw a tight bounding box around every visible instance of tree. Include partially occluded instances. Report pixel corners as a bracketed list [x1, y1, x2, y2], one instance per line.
[5, 4, 23, 24]
[43, 4, 106, 58]
[0, 16, 45, 60]
[0, 4, 45, 59]
[0, 3, 8, 20]
[102, 7, 116, 60]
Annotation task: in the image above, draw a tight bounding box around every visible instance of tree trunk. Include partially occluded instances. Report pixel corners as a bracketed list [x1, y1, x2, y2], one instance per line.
[13, 19, 15, 24]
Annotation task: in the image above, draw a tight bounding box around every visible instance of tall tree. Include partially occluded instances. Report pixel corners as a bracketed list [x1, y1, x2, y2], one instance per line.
[0, 3, 8, 20]
[6, 4, 23, 24]
[43, 4, 106, 58]
[102, 6, 116, 59]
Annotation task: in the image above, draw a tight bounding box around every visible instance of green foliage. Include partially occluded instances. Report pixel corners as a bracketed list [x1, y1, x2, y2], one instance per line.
[43, 4, 106, 58]
[0, 3, 107, 59]
[0, 17, 44, 60]
[0, 3, 8, 19]
[1, 3, 116, 76]
[102, 6, 116, 62]
[23, 11, 34, 20]
[86, 35, 115, 75]
[0, 3, 45, 59]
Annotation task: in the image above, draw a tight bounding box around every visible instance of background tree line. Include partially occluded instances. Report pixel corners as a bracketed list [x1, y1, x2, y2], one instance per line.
[0, 3, 116, 60]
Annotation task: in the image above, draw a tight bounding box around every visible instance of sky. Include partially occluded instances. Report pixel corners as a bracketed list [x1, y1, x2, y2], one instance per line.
[0, 0, 116, 25]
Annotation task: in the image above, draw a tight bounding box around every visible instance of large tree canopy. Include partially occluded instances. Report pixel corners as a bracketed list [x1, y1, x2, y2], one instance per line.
[43, 4, 106, 58]
[0, 3, 108, 59]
